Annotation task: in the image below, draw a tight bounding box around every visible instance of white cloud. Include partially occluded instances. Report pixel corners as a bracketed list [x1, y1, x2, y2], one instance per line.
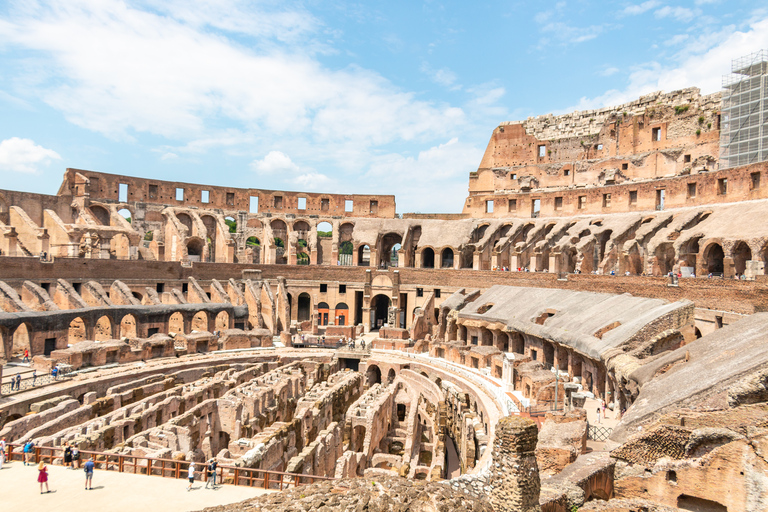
[0, 0, 464, 149]
[664, 34, 690, 46]
[567, 15, 768, 111]
[600, 66, 620, 77]
[654, 6, 700, 22]
[294, 172, 332, 189]
[0, 137, 61, 173]
[251, 151, 300, 174]
[621, 1, 660, 16]
[420, 62, 459, 89]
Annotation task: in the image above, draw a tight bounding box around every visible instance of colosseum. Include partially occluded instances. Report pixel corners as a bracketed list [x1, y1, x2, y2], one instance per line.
[2, 52, 768, 512]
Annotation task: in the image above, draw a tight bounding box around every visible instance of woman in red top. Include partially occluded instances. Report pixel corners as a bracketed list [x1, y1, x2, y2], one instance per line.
[38, 462, 50, 494]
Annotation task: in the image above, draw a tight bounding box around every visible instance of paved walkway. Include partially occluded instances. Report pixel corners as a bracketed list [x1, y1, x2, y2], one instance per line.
[0, 459, 269, 512]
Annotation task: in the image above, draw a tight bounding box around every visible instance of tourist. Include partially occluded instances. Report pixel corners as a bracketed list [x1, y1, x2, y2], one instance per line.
[84, 457, 95, 490]
[72, 445, 81, 469]
[38, 461, 50, 494]
[0, 437, 6, 469]
[205, 458, 217, 488]
[24, 441, 35, 466]
[63, 442, 73, 468]
[51, 366, 58, 380]
[9, 376, 14, 392]
[23, 348, 30, 363]
[187, 461, 196, 490]
[596, 407, 601, 424]
[32, 370, 37, 386]
[15, 374, 21, 391]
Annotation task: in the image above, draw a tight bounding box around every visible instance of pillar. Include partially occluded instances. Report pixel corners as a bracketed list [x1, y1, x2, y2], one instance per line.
[489, 416, 541, 512]
[4, 228, 18, 256]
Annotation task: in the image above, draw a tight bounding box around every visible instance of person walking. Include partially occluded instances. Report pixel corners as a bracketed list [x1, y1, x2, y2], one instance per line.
[84, 457, 94, 490]
[187, 461, 196, 491]
[23, 440, 34, 466]
[15, 374, 21, 392]
[38, 461, 50, 494]
[23, 348, 30, 363]
[205, 458, 217, 488]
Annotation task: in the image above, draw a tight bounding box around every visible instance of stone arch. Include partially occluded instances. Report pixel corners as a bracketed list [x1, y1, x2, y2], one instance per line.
[90, 205, 111, 226]
[732, 241, 751, 275]
[655, 243, 676, 275]
[508, 331, 524, 353]
[704, 242, 724, 274]
[94, 315, 113, 341]
[481, 327, 493, 346]
[495, 331, 509, 352]
[421, 247, 435, 268]
[169, 312, 185, 334]
[358, 244, 371, 266]
[379, 232, 402, 268]
[298, 292, 312, 322]
[387, 368, 396, 384]
[246, 236, 261, 263]
[352, 425, 366, 452]
[68, 317, 88, 344]
[11, 322, 31, 358]
[186, 237, 205, 260]
[459, 246, 474, 269]
[176, 212, 193, 234]
[366, 364, 382, 386]
[0, 325, 9, 360]
[293, 220, 310, 236]
[215, 311, 230, 331]
[441, 248, 454, 268]
[120, 314, 137, 338]
[192, 311, 209, 332]
[563, 248, 577, 273]
[339, 222, 354, 242]
[370, 294, 391, 330]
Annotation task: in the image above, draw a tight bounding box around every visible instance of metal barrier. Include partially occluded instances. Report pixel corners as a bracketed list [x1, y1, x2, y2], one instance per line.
[587, 424, 613, 442]
[4, 443, 333, 490]
[1, 368, 72, 395]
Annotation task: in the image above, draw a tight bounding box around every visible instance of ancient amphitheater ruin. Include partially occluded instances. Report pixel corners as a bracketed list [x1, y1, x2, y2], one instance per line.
[2, 52, 768, 512]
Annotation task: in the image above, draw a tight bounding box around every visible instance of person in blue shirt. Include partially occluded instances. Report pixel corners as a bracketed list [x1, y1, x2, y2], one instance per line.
[84, 457, 95, 490]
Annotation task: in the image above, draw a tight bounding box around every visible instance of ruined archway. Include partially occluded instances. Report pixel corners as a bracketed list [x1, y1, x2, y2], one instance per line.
[176, 213, 193, 233]
[655, 243, 676, 275]
[298, 293, 311, 322]
[387, 368, 396, 384]
[732, 241, 751, 275]
[68, 317, 88, 344]
[421, 248, 435, 268]
[441, 248, 454, 268]
[317, 221, 333, 265]
[366, 364, 382, 386]
[111, 233, 131, 260]
[120, 314, 137, 338]
[94, 315, 113, 341]
[358, 245, 370, 266]
[215, 311, 229, 331]
[704, 243, 724, 274]
[11, 323, 31, 358]
[186, 237, 205, 262]
[192, 311, 209, 332]
[370, 294, 391, 330]
[246, 237, 261, 264]
[90, 205, 110, 226]
[379, 233, 402, 268]
[169, 312, 185, 334]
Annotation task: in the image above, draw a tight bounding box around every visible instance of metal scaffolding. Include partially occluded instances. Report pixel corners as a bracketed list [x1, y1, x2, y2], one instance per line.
[720, 50, 768, 169]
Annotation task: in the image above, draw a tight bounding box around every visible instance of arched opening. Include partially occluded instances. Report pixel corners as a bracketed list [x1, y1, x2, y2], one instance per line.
[421, 248, 435, 268]
[186, 238, 204, 262]
[339, 241, 354, 266]
[201, 215, 217, 262]
[215, 311, 229, 331]
[352, 425, 366, 452]
[441, 248, 454, 268]
[317, 221, 333, 265]
[334, 302, 349, 326]
[246, 236, 261, 263]
[94, 315, 113, 341]
[120, 314, 137, 338]
[460, 247, 474, 269]
[0, 326, 9, 360]
[317, 302, 330, 326]
[695, 327, 702, 339]
[224, 216, 237, 234]
[379, 233, 402, 268]
[732, 241, 752, 275]
[655, 243, 676, 275]
[191, 311, 208, 332]
[370, 294, 391, 330]
[509, 331, 524, 353]
[78, 232, 100, 258]
[297, 293, 311, 322]
[397, 403, 407, 421]
[169, 312, 185, 334]
[271, 219, 287, 264]
[564, 248, 577, 273]
[176, 213, 193, 234]
[296, 251, 309, 265]
[68, 317, 88, 344]
[366, 364, 382, 386]
[495, 331, 509, 352]
[387, 368, 396, 384]
[12, 323, 31, 358]
[118, 208, 132, 223]
[358, 244, 370, 266]
[90, 205, 110, 226]
[705, 243, 724, 274]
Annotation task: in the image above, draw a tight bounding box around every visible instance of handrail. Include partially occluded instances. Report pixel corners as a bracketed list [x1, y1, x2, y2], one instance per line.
[3, 443, 333, 490]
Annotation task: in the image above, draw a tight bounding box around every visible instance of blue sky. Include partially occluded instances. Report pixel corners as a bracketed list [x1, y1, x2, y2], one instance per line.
[1, 1, 767, 213]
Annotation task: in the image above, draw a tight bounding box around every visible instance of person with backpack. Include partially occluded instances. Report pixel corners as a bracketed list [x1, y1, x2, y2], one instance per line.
[72, 446, 81, 469]
[84, 457, 95, 490]
[205, 458, 217, 488]
[23, 441, 35, 465]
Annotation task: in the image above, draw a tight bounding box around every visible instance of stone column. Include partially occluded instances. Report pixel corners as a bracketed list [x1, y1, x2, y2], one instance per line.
[490, 415, 541, 512]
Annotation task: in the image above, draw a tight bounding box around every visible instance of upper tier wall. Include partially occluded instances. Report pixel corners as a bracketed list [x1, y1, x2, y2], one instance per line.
[60, 168, 396, 219]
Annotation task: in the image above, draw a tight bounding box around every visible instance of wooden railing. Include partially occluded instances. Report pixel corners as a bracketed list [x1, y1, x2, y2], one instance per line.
[4, 443, 333, 490]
